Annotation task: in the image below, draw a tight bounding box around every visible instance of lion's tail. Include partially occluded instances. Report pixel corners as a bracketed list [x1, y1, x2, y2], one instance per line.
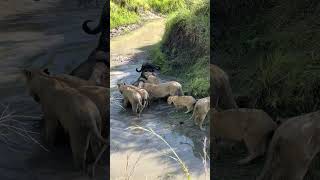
[189, 104, 197, 120]
[90, 117, 108, 145]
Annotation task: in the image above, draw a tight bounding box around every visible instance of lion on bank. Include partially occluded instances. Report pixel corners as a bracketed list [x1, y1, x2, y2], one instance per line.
[167, 96, 196, 113]
[138, 81, 184, 100]
[211, 108, 277, 164]
[190, 97, 210, 130]
[23, 69, 107, 174]
[257, 111, 320, 180]
[210, 64, 238, 109]
[117, 83, 144, 115]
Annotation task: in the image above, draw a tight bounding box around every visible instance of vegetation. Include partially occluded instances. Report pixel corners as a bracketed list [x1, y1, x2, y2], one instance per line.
[213, 0, 320, 117]
[151, 0, 210, 97]
[110, 1, 140, 29]
[111, 0, 187, 29]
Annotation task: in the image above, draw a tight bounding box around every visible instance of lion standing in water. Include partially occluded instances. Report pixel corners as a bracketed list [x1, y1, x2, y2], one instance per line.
[139, 81, 184, 100]
[117, 83, 144, 115]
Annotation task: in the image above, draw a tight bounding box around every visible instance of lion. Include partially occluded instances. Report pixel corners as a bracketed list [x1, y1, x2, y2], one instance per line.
[88, 62, 109, 87]
[44, 70, 108, 138]
[190, 97, 210, 130]
[140, 71, 160, 84]
[257, 111, 320, 180]
[52, 73, 95, 87]
[121, 83, 150, 107]
[167, 96, 196, 113]
[22, 69, 107, 174]
[210, 64, 238, 109]
[211, 108, 277, 165]
[132, 71, 160, 86]
[138, 81, 184, 100]
[117, 83, 144, 115]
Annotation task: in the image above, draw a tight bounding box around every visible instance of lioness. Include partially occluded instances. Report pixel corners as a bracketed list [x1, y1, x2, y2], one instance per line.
[53, 73, 95, 87]
[167, 96, 196, 113]
[45, 70, 108, 138]
[122, 83, 149, 107]
[117, 83, 144, 115]
[23, 69, 107, 173]
[191, 97, 210, 130]
[140, 72, 160, 84]
[210, 64, 238, 109]
[211, 108, 277, 164]
[88, 61, 109, 87]
[257, 111, 320, 180]
[139, 81, 184, 100]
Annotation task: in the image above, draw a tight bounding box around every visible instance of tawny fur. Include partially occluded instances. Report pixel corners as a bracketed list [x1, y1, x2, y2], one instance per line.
[211, 108, 277, 165]
[124, 84, 150, 107]
[53, 74, 95, 87]
[190, 97, 210, 130]
[23, 69, 107, 173]
[50, 73, 109, 138]
[167, 96, 196, 113]
[142, 72, 160, 84]
[117, 83, 144, 115]
[139, 81, 184, 100]
[210, 64, 238, 109]
[257, 111, 320, 180]
[88, 62, 109, 87]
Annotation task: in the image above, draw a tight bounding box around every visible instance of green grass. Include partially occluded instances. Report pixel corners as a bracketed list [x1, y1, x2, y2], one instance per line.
[111, 0, 188, 29]
[110, 1, 140, 29]
[151, 0, 209, 98]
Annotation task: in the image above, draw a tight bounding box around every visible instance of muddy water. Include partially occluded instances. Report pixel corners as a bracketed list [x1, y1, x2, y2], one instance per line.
[0, 1, 106, 179]
[110, 19, 210, 180]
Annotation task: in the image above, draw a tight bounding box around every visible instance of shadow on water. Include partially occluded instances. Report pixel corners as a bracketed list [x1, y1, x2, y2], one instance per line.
[110, 43, 210, 179]
[0, 1, 107, 179]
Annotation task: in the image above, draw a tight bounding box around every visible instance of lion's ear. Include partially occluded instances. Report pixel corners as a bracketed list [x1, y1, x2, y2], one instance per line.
[22, 69, 32, 79]
[43, 68, 50, 75]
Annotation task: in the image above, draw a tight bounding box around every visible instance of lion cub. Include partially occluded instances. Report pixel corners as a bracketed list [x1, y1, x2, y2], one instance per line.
[167, 96, 196, 113]
[191, 97, 210, 130]
[117, 83, 144, 115]
[211, 108, 277, 165]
